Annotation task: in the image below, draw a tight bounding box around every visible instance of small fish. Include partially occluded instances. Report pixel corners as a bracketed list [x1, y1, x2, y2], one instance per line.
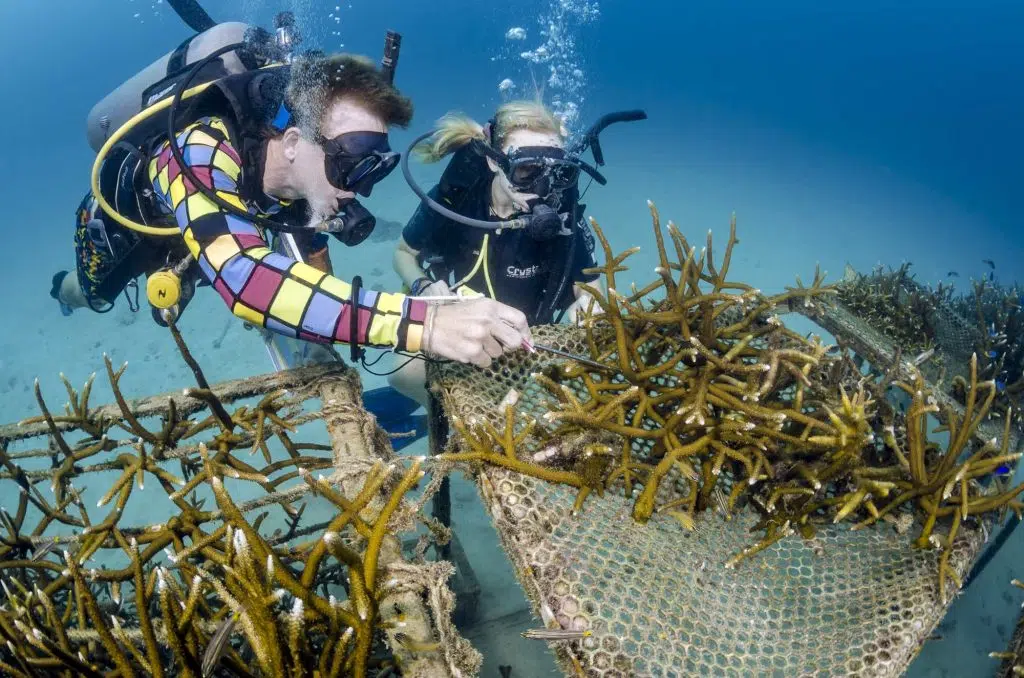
[989, 271, 995, 282]
[996, 465, 1012, 476]
[911, 348, 936, 366]
[499, 667, 513, 678]
[713, 486, 730, 515]
[393, 632, 441, 653]
[202, 613, 238, 677]
[30, 540, 58, 563]
[996, 380, 1007, 393]
[946, 271, 959, 277]
[983, 259, 996, 269]
[989, 350, 1000, 359]
[522, 628, 592, 641]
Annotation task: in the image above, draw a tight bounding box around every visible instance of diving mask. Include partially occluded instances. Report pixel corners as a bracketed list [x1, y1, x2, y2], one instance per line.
[320, 131, 399, 196]
[504, 146, 581, 197]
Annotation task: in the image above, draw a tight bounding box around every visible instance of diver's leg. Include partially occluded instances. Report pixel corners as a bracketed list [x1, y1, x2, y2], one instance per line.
[306, 243, 334, 274]
[55, 271, 96, 310]
[54, 202, 133, 314]
[387, 358, 431, 409]
[293, 231, 334, 275]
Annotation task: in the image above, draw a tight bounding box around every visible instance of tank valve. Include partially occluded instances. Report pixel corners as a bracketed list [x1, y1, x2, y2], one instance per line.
[275, 12, 301, 62]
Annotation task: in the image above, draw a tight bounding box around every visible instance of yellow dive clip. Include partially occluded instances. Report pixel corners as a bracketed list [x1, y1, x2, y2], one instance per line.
[146, 270, 182, 309]
[454, 285, 485, 299]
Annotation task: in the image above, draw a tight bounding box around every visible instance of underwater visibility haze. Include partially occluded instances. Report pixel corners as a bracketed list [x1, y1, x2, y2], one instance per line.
[0, 0, 1021, 676]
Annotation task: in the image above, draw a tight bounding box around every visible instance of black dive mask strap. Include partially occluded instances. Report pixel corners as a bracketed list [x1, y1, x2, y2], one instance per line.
[469, 138, 510, 174]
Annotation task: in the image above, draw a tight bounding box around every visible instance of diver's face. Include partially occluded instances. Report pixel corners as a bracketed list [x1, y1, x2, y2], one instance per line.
[292, 97, 387, 221]
[489, 128, 564, 213]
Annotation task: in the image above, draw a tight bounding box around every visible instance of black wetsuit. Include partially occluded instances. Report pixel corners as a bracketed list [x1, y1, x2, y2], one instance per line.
[70, 145, 323, 315]
[402, 156, 599, 326]
[71, 145, 181, 312]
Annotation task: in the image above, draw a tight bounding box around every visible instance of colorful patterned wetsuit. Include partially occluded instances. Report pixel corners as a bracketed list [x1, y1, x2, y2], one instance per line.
[147, 116, 428, 352]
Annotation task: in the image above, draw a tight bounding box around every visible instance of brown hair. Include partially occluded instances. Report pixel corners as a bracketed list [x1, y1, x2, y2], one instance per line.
[285, 53, 414, 138]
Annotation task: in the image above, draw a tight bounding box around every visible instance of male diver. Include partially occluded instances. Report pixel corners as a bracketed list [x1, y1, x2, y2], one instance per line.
[390, 101, 646, 407]
[51, 190, 330, 323]
[50, 19, 532, 376]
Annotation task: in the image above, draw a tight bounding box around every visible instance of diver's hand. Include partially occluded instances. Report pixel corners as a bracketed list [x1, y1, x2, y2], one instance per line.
[422, 298, 532, 367]
[566, 289, 602, 325]
[418, 279, 451, 298]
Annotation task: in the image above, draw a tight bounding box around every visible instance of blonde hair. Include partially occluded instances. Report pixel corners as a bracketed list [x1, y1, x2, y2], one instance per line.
[413, 100, 566, 163]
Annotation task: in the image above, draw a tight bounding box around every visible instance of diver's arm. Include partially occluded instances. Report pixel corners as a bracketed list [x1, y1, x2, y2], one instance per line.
[397, 186, 454, 296]
[149, 119, 429, 352]
[394, 237, 451, 297]
[393, 237, 426, 289]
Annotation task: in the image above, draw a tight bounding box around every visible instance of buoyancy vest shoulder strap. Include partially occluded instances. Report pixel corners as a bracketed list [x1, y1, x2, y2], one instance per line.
[171, 66, 288, 201]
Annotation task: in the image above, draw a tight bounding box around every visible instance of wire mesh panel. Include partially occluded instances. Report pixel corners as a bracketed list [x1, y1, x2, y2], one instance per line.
[432, 325, 985, 677]
[424, 204, 1021, 677]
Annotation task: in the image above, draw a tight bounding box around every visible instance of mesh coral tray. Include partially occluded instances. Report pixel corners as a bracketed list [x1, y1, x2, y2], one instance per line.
[431, 325, 986, 678]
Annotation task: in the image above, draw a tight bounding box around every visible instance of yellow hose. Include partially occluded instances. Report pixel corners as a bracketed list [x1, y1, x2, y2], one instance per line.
[453, 233, 497, 299]
[89, 80, 219, 237]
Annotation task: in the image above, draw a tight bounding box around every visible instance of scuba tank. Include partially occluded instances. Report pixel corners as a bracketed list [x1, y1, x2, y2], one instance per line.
[86, 22, 255, 153]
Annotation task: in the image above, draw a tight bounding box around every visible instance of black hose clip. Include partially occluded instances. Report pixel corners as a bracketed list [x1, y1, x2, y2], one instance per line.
[349, 276, 365, 364]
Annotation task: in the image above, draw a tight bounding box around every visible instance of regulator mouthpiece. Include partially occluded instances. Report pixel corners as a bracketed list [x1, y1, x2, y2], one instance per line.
[320, 200, 376, 247]
[525, 203, 567, 241]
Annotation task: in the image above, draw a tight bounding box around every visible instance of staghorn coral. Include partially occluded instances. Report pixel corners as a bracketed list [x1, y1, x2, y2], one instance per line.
[992, 578, 1024, 677]
[436, 202, 1024, 602]
[834, 262, 947, 354]
[949, 278, 1024, 421]
[835, 261, 1024, 425]
[0, 321, 475, 677]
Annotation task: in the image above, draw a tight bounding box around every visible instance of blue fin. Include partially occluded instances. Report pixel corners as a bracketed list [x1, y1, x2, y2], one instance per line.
[259, 336, 426, 448]
[361, 387, 427, 451]
[388, 414, 430, 452]
[362, 386, 422, 425]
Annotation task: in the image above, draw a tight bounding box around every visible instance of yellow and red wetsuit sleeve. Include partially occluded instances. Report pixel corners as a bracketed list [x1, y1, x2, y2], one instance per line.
[147, 117, 427, 352]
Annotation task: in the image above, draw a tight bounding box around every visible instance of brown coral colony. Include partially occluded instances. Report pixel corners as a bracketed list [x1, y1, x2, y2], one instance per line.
[0, 200, 1021, 675]
[438, 201, 1024, 602]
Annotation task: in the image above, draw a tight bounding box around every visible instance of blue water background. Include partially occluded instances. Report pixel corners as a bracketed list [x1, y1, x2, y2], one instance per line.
[0, 1, 1021, 675]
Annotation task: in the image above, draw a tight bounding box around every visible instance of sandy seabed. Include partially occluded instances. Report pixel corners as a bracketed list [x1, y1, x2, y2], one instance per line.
[2, 190, 1021, 677]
